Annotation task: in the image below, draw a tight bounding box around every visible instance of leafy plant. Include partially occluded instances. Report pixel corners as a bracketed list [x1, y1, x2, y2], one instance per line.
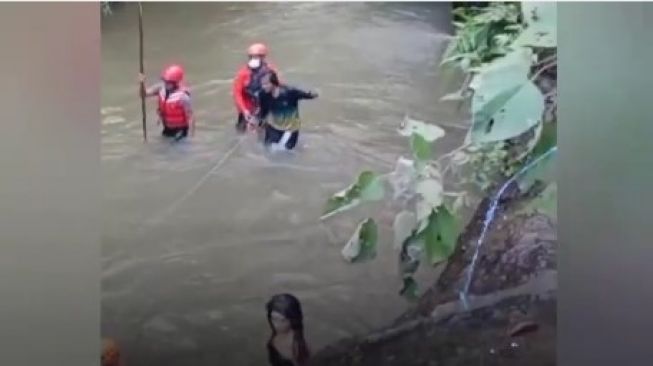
[441, 3, 523, 71]
[322, 171, 385, 219]
[322, 119, 461, 299]
[321, 2, 557, 300]
[342, 218, 379, 263]
[102, 2, 112, 16]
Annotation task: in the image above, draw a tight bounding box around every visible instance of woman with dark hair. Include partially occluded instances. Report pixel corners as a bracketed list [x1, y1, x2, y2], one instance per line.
[258, 71, 318, 151]
[101, 338, 124, 366]
[266, 294, 310, 366]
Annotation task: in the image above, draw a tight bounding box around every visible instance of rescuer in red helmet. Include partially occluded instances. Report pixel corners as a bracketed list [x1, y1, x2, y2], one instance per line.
[139, 64, 194, 140]
[232, 42, 281, 133]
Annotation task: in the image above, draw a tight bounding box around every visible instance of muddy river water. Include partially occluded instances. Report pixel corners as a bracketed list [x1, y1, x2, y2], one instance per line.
[101, 3, 463, 365]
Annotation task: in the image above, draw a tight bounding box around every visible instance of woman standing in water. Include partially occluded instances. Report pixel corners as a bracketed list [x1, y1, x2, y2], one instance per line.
[258, 71, 318, 151]
[266, 294, 310, 366]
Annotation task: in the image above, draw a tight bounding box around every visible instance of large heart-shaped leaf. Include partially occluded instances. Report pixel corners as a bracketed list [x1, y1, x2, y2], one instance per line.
[469, 51, 545, 143]
[388, 157, 417, 201]
[531, 122, 557, 159]
[411, 133, 432, 161]
[398, 117, 446, 142]
[393, 211, 417, 249]
[470, 48, 532, 82]
[512, 2, 557, 48]
[415, 179, 444, 208]
[420, 206, 459, 265]
[323, 171, 385, 218]
[341, 218, 378, 263]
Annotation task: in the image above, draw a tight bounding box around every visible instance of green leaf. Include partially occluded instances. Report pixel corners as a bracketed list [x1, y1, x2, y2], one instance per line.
[469, 51, 545, 143]
[440, 38, 462, 65]
[323, 171, 385, 218]
[415, 179, 444, 208]
[504, 24, 524, 32]
[359, 172, 385, 201]
[512, 2, 557, 48]
[420, 206, 459, 265]
[512, 28, 556, 49]
[399, 231, 421, 275]
[473, 88, 545, 140]
[411, 133, 431, 161]
[388, 157, 417, 201]
[399, 276, 419, 301]
[341, 218, 378, 263]
[531, 122, 557, 159]
[522, 2, 557, 29]
[393, 211, 417, 249]
[398, 117, 446, 142]
[415, 199, 432, 231]
[520, 182, 557, 219]
[470, 48, 532, 84]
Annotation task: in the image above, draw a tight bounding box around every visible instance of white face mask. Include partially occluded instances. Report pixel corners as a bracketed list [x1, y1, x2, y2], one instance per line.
[248, 57, 262, 69]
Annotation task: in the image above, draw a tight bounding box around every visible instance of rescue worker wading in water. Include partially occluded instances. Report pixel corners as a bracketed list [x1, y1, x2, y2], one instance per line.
[232, 43, 280, 133]
[139, 64, 194, 141]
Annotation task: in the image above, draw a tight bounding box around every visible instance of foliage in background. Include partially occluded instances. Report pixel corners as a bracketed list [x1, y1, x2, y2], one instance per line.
[441, 2, 523, 72]
[320, 2, 557, 300]
[102, 2, 112, 16]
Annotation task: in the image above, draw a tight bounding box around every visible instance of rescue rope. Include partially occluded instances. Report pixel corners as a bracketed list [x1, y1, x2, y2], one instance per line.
[147, 135, 246, 225]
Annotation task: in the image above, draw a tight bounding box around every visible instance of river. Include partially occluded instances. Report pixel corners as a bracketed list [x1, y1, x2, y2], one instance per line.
[101, 3, 463, 365]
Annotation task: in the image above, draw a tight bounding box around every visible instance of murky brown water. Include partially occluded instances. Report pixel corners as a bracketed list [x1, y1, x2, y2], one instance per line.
[101, 3, 462, 365]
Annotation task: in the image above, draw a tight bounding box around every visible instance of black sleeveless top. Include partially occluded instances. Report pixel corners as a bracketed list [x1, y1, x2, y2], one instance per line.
[267, 342, 295, 366]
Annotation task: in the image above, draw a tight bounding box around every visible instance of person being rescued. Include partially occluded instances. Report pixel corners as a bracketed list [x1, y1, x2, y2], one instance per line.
[232, 42, 280, 133]
[139, 64, 194, 141]
[258, 71, 318, 151]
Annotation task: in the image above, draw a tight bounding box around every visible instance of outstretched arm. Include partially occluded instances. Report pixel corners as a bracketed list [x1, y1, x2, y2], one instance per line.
[290, 87, 318, 100]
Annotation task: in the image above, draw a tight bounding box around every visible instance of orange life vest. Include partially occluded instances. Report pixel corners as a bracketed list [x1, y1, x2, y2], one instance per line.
[158, 87, 190, 128]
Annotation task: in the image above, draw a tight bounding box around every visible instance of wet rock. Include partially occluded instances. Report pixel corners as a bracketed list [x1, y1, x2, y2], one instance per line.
[401, 183, 557, 320]
[309, 294, 556, 366]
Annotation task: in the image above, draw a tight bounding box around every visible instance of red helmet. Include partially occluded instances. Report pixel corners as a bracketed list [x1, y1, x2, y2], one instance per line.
[247, 43, 268, 57]
[161, 64, 184, 83]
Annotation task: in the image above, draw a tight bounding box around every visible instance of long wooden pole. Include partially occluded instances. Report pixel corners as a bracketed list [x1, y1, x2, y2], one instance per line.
[138, 2, 147, 142]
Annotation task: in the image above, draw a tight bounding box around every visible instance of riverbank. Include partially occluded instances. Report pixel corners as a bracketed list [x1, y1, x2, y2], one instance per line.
[310, 180, 557, 366]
